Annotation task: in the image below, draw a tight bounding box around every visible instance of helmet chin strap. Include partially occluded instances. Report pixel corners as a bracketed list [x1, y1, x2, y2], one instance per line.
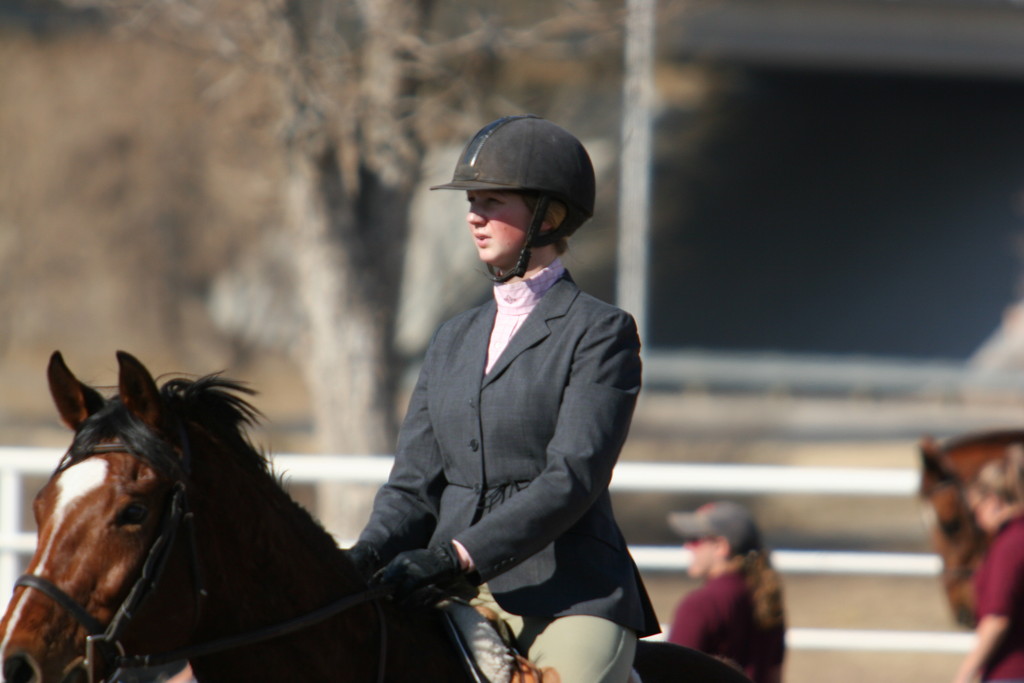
[488, 194, 551, 283]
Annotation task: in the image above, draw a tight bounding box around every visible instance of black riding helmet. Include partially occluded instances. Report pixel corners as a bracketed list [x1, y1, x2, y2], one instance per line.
[431, 114, 596, 282]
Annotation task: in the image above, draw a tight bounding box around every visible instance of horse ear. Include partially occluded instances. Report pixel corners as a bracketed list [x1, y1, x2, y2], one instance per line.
[116, 350, 164, 431]
[919, 436, 949, 489]
[48, 351, 106, 430]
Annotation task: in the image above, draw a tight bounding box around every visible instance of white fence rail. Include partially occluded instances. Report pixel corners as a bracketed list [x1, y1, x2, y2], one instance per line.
[0, 448, 972, 653]
[644, 348, 1024, 396]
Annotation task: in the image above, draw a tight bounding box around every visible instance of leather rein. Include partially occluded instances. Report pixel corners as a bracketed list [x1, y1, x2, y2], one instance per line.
[14, 441, 392, 683]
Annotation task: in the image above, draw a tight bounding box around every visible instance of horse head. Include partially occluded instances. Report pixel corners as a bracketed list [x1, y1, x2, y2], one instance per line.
[0, 352, 200, 683]
[0, 352, 396, 683]
[918, 436, 980, 627]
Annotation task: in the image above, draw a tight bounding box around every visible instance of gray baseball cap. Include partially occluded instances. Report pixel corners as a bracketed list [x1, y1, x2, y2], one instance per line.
[667, 501, 763, 555]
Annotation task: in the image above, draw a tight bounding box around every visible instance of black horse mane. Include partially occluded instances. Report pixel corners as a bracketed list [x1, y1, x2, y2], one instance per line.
[58, 370, 355, 579]
[59, 374, 268, 480]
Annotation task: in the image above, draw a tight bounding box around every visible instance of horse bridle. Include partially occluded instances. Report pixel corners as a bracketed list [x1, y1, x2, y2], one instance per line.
[15, 436, 203, 683]
[14, 441, 393, 683]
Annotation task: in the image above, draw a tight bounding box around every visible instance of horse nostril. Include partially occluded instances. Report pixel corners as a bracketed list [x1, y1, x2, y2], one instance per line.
[3, 653, 41, 683]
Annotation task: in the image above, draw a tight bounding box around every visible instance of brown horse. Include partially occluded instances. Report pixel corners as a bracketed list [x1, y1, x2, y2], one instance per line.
[918, 429, 1024, 627]
[0, 351, 750, 683]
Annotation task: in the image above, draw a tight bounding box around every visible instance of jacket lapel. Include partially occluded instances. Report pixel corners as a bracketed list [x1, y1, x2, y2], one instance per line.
[482, 274, 579, 388]
[455, 300, 495, 391]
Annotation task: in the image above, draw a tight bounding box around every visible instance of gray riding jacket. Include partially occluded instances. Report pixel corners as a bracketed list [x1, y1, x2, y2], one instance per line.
[359, 273, 659, 636]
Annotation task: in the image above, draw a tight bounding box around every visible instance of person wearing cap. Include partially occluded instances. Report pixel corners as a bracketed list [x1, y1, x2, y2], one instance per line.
[346, 115, 660, 682]
[667, 501, 786, 683]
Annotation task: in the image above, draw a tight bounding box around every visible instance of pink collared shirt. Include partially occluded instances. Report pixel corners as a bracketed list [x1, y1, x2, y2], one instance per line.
[485, 259, 566, 375]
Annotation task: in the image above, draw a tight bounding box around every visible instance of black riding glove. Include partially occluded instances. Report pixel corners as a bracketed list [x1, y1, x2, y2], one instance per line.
[346, 541, 383, 582]
[372, 544, 463, 602]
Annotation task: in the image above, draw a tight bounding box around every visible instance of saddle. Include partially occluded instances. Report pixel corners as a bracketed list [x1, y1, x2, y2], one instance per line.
[439, 600, 558, 683]
[439, 601, 646, 683]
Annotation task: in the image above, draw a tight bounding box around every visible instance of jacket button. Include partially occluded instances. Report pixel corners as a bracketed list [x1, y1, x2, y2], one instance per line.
[470, 439, 480, 451]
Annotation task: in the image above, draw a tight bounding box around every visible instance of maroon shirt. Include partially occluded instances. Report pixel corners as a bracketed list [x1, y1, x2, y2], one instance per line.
[668, 572, 785, 683]
[974, 514, 1024, 681]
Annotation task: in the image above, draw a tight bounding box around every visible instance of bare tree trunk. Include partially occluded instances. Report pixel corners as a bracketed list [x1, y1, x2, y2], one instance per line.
[274, 0, 428, 539]
[284, 154, 395, 456]
[282, 148, 393, 540]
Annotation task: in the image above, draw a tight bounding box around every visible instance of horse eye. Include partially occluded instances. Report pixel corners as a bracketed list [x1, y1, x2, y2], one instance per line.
[940, 517, 962, 537]
[117, 503, 149, 526]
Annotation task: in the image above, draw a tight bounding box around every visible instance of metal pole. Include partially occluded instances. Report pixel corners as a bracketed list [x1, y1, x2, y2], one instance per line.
[617, 0, 656, 347]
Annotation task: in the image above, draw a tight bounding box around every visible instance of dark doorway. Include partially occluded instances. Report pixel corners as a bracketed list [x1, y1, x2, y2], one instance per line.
[650, 68, 1024, 359]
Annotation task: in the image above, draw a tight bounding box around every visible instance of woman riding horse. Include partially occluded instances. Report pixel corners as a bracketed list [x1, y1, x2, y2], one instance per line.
[348, 115, 661, 683]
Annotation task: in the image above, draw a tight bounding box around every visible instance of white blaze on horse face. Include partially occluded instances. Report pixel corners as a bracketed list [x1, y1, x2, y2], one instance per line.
[0, 458, 109, 657]
[38, 458, 110, 574]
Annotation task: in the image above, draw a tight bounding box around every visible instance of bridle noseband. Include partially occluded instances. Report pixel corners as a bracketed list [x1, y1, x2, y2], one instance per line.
[14, 440, 392, 683]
